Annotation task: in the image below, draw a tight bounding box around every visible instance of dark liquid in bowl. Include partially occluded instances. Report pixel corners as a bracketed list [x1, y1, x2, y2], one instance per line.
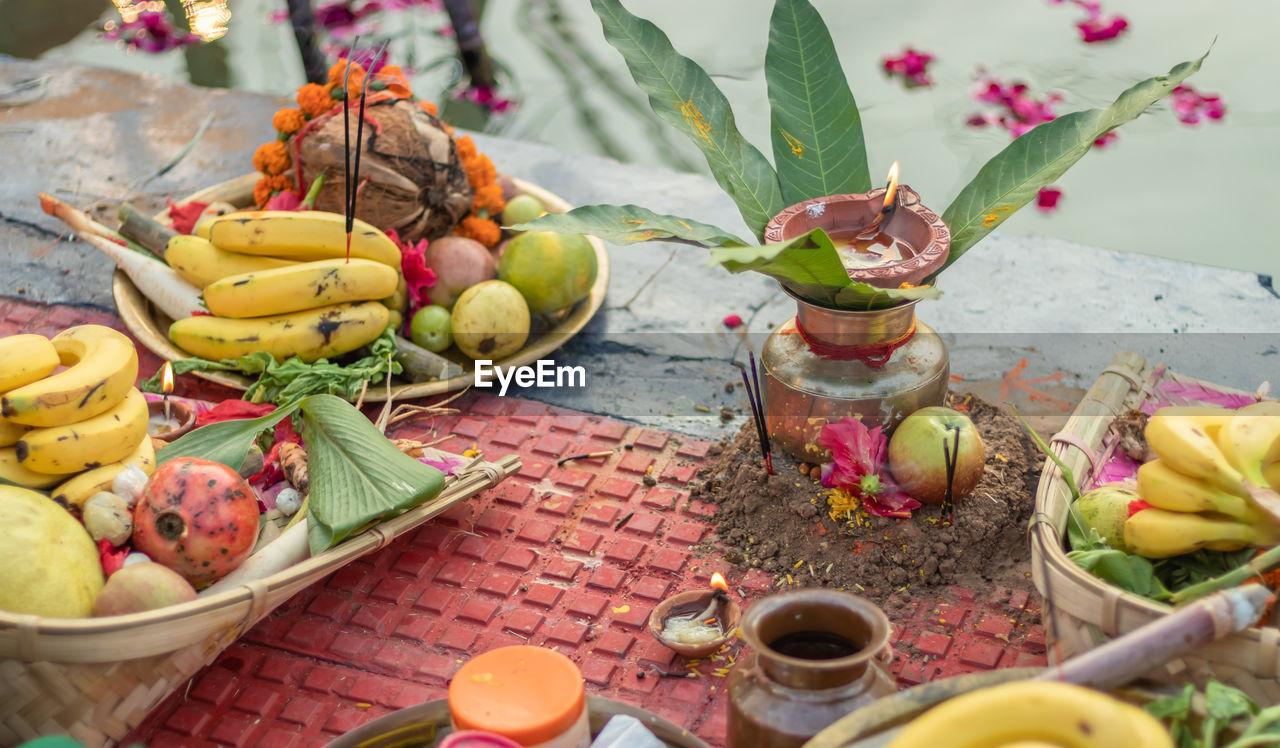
[768, 631, 861, 660]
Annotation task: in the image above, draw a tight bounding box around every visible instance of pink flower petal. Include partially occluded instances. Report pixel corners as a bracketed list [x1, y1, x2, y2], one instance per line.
[264, 190, 304, 211]
[882, 47, 935, 89]
[722, 314, 743, 329]
[1078, 15, 1128, 43]
[1036, 186, 1063, 213]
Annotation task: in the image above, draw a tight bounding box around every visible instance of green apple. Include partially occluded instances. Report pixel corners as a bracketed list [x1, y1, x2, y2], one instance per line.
[887, 406, 986, 504]
[409, 305, 453, 353]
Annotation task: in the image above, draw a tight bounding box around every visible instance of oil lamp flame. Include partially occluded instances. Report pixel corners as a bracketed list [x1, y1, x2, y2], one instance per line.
[881, 161, 900, 214]
[710, 572, 729, 593]
[160, 361, 175, 394]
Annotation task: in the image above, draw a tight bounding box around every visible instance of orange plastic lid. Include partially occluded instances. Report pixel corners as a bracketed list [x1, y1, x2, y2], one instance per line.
[449, 646, 586, 745]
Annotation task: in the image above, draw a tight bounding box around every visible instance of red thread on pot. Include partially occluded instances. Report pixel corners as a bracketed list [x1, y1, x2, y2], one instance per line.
[795, 316, 916, 368]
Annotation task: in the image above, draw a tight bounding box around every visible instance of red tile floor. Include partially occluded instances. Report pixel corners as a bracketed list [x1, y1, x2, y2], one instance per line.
[0, 298, 1048, 747]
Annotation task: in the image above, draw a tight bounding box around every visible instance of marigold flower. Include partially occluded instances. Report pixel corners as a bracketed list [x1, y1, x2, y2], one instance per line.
[471, 183, 505, 216]
[378, 65, 413, 99]
[272, 107, 307, 136]
[298, 82, 337, 118]
[417, 99, 439, 117]
[456, 215, 501, 247]
[463, 153, 497, 190]
[253, 141, 291, 176]
[328, 59, 365, 85]
[454, 135, 477, 162]
[253, 176, 273, 207]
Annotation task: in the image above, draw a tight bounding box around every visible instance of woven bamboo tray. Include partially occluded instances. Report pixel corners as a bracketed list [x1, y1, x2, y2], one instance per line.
[0, 451, 520, 747]
[1030, 350, 1280, 704]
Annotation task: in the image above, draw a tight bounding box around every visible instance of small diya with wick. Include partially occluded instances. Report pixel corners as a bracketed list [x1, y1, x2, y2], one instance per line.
[648, 572, 742, 658]
[759, 162, 952, 462]
[146, 362, 195, 444]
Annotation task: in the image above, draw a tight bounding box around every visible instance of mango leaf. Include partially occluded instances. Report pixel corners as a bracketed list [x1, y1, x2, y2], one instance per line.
[934, 53, 1207, 281]
[300, 394, 445, 554]
[156, 402, 300, 471]
[765, 0, 870, 203]
[709, 228, 936, 308]
[1067, 548, 1171, 601]
[513, 204, 748, 247]
[590, 0, 784, 238]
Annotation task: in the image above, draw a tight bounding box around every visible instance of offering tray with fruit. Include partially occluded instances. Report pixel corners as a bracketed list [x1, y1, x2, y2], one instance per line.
[111, 173, 608, 402]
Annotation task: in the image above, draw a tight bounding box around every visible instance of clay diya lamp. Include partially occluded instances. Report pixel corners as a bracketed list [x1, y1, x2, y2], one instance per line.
[147, 362, 195, 443]
[648, 572, 742, 658]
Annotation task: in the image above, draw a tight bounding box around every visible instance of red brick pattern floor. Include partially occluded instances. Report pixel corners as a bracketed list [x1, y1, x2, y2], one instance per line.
[0, 298, 1047, 747]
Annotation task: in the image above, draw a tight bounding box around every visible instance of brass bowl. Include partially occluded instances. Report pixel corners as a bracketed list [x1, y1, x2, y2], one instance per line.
[112, 174, 610, 402]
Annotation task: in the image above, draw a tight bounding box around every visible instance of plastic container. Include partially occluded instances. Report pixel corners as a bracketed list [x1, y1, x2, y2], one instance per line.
[439, 731, 524, 748]
[449, 646, 591, 748]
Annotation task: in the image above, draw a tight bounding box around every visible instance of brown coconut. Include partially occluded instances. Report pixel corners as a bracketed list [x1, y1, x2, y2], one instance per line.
[292, 99, 473, 243]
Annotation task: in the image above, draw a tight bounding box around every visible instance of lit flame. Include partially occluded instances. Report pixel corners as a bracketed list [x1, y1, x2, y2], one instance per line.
[161, 361, 175, 394]
[710, 572, 729, 593]
[881, 161, 900, 214]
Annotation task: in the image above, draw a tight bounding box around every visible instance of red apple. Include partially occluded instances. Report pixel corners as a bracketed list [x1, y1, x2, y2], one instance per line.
[887, 406, 986, 504]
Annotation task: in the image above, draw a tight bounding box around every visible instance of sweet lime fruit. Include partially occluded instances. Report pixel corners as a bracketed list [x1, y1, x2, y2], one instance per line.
[498, 231, 597, 316]
[451, 280, 530, 360]
[410, 304, 453, 353]
[0, 485, 104, 617]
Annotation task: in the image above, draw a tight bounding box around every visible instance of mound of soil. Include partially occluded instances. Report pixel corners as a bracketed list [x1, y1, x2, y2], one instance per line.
[695, 394, 1043, 606]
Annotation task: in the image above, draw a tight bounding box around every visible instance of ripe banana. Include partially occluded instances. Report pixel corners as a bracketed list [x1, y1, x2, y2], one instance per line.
[1144, 413, 1250, 498]
[51, 434, 156, 514]
[1216, 414, 1280, 488]
[207, 211, 402, 268]
[203, 258, 399, 318]
[0, 446, 62, 489]
[1150, 405, 1237, 441]
[0, 418, 31, 448]
[16, 388, 149, 474]
[0, 334, 60, 392]
[1, 325, 138, 428]
[1266, 461, 1280, 492]
[169, 301, 390, 363]
[1136, 459, 1261, 522]
[165, 234, 295, 288]
[1123, 506, 1279, 558]
[381, 274, 409, 314]
[884, 681, 1173, 748]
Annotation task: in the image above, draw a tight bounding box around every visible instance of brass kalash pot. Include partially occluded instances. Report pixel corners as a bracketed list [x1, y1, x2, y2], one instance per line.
[759, 182, 951, 462]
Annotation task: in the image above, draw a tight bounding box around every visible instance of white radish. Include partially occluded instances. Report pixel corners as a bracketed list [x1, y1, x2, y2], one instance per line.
[39, 193, 204, 320]
[197, 520, 309, 598]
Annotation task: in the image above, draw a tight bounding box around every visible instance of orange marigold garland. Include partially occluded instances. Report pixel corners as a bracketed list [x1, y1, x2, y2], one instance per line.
[253, 56, 504, 243]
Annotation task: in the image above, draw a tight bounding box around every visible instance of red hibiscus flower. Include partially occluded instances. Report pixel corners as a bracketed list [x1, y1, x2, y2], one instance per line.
[818, 417, 920, 518]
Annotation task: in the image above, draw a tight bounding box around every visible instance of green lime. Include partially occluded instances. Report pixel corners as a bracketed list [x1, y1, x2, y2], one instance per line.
[501, 194, 546, 229]
[409, 305, 453, 353]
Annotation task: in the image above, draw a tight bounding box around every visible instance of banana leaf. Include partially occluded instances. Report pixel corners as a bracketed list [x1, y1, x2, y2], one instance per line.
[513, 204, 748, 247]
[934, 53, 1206, 280]
[590, 0, 784, 238]
[299, 394, 445, 554]
[765, 0, 870, 203]
[156, 402, 300, 472]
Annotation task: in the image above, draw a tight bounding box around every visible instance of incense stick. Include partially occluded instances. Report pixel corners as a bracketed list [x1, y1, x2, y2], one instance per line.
[748, 350, 773, 474]
[733, 359, 773, 475]
[342, 37, 360, 253]
[941, 425, 960, 526]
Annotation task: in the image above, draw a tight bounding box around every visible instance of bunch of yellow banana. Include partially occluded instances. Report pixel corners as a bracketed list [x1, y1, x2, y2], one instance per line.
[1130, 403, 1280, 558]
[886, 681, 1173, 748]
[0, 326, 156, 511]
[165, 211, 405, 363]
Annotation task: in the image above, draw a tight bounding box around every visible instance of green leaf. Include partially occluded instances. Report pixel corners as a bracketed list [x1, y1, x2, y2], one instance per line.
[513, 204, 748, 247]
[156, 402, 300, 472]
[1205, 681, 1257, 723]
[765, 0, 870, 203]
[935, 53, 1207, 280]
[590, 0, 784, 237]
[710, 228, 940, 309]
[1067, 548, 1170, 600]
[1066, 502, 1110, 551]
[300, 394, 445, 554]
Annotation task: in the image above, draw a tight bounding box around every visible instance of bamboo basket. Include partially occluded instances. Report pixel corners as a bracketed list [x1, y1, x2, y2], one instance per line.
[0, 451, 520, 747]
[1029, 350, 1280, 704]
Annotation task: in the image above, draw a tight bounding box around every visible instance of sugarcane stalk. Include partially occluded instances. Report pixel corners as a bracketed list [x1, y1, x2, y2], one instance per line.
[117, 202, 178, 257]
[1036, 583, 1271, 689]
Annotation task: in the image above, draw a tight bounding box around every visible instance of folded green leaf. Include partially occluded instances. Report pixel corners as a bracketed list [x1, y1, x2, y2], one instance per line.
[156, 402, 300, 472]
[1067, 548, 1170, 600]
[765, 0, 870, 203]
[300, 394, 445, 554]
[935, 53, 1207, 280]
[513, 204, 748, 247]
[590, 0, 784, 237]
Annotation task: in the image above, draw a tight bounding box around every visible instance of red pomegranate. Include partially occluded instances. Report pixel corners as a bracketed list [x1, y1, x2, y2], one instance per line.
[132, 457, 260, 588]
